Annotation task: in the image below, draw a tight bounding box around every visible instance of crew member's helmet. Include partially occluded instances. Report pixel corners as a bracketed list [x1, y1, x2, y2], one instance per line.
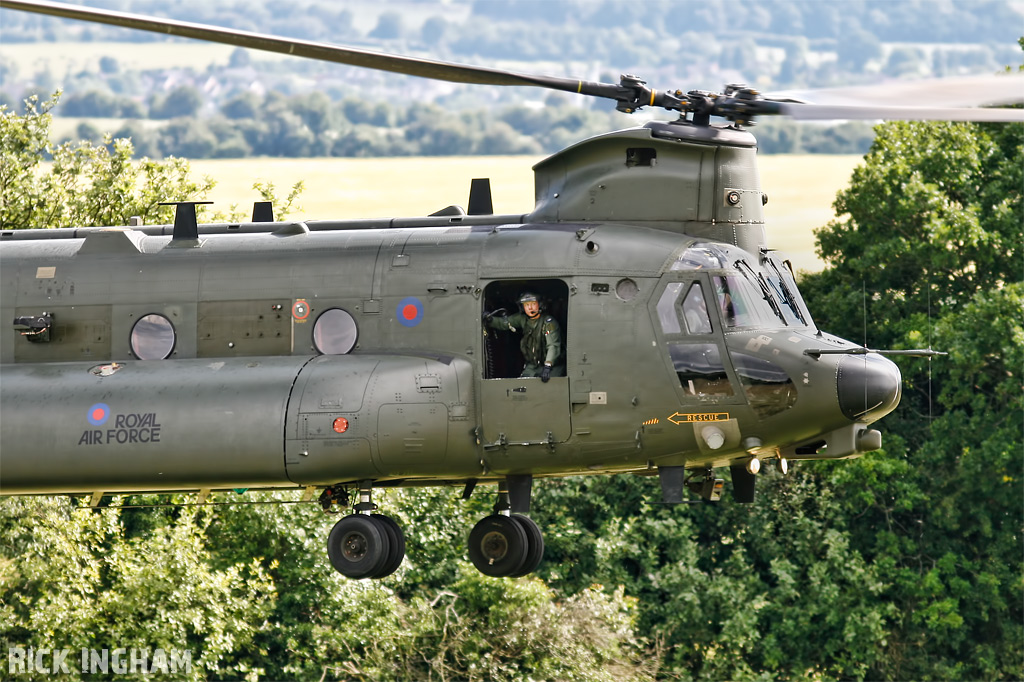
[519, 292, 539, 305]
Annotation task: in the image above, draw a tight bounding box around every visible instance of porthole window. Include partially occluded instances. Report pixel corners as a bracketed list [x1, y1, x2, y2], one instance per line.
[615, 278, 639, 301]
[131, 314, 175, 360]
[313, 308, 358, 355]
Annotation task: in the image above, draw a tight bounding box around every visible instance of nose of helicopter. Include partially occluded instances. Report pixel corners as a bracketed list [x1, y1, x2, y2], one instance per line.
[837, 353, 902, 422]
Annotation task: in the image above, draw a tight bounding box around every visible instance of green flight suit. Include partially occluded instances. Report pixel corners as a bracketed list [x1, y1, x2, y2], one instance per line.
[488, 312, 564, 377]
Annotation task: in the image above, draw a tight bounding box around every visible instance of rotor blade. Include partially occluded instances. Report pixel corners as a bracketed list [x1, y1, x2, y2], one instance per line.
[769, 73, 1024, 109]
[772, 101, 1024, 122]
[4, 0, 1020, 122]
[0, 0, 623, 99]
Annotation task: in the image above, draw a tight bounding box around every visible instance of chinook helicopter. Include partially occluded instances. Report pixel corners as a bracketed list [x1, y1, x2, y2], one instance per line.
[2, 0, 1023, 581]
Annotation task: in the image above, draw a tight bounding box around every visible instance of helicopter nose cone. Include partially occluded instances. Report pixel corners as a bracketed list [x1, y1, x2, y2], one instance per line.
[837, 353, 902, 422]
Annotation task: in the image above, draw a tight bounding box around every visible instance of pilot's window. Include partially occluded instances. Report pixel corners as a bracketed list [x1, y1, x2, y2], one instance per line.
[713, 275, 763, 328]
[313, 308, 358, 355]
[668, 343, 734, 398]
[682, 282, 712, 334]
[656, 283, 683, 334]
[732, 352, 797, 418]
[131, 314, 175, 360]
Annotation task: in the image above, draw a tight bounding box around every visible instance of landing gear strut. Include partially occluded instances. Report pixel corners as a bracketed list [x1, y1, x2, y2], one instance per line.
[467, 477, 545, 578]
[325, 480, 405, 580]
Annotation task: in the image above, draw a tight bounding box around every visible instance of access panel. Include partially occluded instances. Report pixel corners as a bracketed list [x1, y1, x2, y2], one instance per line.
[479, 377, 571, 447]
[285, 354, 477, 484]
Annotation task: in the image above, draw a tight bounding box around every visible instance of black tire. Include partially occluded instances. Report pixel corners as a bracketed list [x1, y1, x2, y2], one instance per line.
[468, 514, 528, 577]
[371, 513, 405, 579]
[510, 514, 544, 577]
[327, 514, 390, 579]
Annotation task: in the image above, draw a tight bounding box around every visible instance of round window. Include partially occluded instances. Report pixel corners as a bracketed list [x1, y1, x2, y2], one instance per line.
[615, 278, 639, 301]
[131, 314, 175, 360]
[313, 308, 358, 355]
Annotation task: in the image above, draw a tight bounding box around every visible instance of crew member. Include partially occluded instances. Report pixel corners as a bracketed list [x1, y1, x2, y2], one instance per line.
[486, 292, 564, 381]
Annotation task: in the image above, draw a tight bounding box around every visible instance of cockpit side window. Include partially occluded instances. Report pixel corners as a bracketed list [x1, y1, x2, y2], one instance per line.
[668, 343, 734, 399]
[731, 351, 798, 418]
[656, 282, 684, 335]
[682, 282, 712, 334]
[657, 281, 714, 336]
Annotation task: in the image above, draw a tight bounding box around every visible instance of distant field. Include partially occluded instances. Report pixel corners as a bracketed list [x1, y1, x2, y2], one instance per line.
[189, 154, 862, 273]
[0, 41, 278, 75]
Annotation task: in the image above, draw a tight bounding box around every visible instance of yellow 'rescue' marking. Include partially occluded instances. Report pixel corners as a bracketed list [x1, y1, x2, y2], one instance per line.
[650, 89, 656, 107]
[668, 412, 730, 424]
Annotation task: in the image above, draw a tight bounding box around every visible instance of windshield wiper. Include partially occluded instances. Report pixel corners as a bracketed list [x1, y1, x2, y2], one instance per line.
[735, 259, 786, 324]
[765, 258, 807, 325]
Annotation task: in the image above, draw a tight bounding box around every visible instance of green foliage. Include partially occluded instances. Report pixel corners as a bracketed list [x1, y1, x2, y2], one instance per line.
[0, 92, 304, 229]
[149, 85, 204, 120]
[1, 92, 204, 229]
[529, 470, 906, 680]
[799, 114, 1023, 679]
[0, 497, 273, 680]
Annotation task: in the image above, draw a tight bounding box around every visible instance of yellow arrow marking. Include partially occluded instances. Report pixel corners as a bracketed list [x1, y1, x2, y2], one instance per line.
[667, 412, 730, 425]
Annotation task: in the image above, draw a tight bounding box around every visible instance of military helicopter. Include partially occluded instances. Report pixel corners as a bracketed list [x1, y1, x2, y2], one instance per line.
[2, 0, 1022, 581]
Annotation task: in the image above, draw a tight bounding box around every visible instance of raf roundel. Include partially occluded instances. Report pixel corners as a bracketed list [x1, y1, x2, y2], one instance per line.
[87, 403, 111, 426]
[396, 297, 424, 327]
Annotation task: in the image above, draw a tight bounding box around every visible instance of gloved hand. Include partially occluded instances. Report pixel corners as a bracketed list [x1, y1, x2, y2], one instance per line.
[540, 365, 551, 382]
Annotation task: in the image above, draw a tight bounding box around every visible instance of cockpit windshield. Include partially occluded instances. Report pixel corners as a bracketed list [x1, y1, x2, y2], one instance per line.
[763, 257, 812, 327]
[713, 274, 771, 328]
[669, 243, 812, 330]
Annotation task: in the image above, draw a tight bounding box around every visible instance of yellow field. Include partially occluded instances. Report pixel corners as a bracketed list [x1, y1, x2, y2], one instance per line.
[190, 154, 861, 273]
[0, 41, 276, 76]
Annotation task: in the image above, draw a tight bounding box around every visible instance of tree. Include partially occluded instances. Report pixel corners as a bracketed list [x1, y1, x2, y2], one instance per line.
[220, 91, 260, 120]
[369, 11, 404, 41]
[60, 89, 121, 117]
[227, 47, 251, 68]
[837, 27, 883, 71]
[0, 497, 274, 681]
[149, 84, 204, 120]
[98, 55, 119, 75]
[1, 93, 204, 229]
[420, 15, 451, 43]
[1, 92, 300, 229]
[157, 118, 218, 158]
[798, 111, 1023, 679]
[289, 91, 337, 136]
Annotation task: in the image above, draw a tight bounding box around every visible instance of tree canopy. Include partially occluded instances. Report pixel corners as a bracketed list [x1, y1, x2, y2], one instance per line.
[0, 92, 302, 230]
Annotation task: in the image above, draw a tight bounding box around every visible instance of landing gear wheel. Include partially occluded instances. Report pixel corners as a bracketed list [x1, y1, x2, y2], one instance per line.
[327, 514, 390, 579]
[468, 514, 528, 577]
[509, 514, 544, 577]
[371, 513, 405, 579]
